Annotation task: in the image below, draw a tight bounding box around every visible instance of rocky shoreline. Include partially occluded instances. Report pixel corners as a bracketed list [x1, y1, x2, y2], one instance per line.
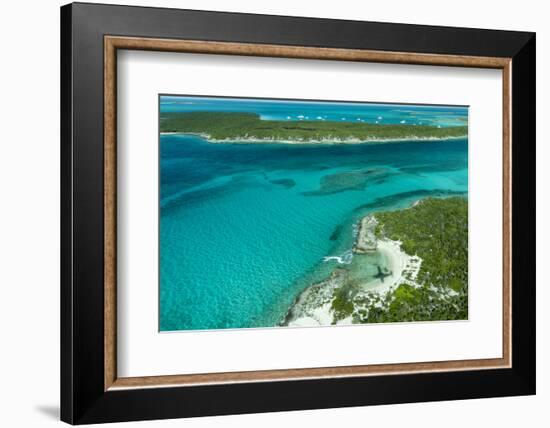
[353, 215, 378, 253]
[281, 206, 423, 327]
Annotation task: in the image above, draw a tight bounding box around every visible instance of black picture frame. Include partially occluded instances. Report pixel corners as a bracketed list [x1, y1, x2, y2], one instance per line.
[61, 2, 535, 424]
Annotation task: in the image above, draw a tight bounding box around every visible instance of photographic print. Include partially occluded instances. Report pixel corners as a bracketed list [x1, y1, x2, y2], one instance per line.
[159, 95, 468, 332]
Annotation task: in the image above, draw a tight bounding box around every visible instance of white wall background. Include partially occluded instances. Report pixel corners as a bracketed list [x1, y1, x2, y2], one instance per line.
[0, 0, 546, 426]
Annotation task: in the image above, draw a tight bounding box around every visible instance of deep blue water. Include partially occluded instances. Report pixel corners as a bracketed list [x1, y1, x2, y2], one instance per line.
[159, 96, 468, 331]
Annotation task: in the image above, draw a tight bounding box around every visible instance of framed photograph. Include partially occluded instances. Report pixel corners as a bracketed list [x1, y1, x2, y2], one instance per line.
[60, 2, 535, 424]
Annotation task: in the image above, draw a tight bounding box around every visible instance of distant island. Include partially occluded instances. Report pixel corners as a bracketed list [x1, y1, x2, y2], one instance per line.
[160, 112, 468, 144]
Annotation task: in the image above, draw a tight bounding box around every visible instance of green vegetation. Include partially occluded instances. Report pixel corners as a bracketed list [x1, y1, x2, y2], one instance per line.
[353, 284, 468, 323]
[375, 197, 468, 292]
[160, 112, 467, 142]
[351, 197, 468, 323]
[331, 285, 355, 322]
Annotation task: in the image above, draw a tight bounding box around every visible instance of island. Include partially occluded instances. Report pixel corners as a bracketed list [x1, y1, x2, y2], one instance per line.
[282, 197, 468, 326]
[160, 112, 468, 144]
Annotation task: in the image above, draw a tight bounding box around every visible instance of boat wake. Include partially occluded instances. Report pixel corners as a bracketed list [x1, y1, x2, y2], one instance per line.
[323, 250, 353, 265]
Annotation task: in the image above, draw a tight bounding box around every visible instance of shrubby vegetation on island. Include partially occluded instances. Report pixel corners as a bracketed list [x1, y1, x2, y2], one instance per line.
[329, 197, 468, 324]
[160, 112, 468, 142]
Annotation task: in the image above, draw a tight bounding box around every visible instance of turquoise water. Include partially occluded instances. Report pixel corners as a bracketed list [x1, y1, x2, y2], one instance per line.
[159, 96, 468, 331]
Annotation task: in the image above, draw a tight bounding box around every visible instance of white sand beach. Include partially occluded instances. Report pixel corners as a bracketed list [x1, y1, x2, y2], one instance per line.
[358, 239, 422, 295]
[160, 131, 467, 145]
[287, 236, 422, 327]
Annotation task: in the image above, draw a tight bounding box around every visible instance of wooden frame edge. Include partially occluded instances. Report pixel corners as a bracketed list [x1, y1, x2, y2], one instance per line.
[103, 35, 512, 391]
[105, 35, 512, 68]
[110, 357, 508, 390]
[502, 61, 513, 369]
[104, 36, 117, 390]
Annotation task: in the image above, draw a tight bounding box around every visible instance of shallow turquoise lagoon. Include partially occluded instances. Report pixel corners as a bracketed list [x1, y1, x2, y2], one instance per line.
[159, 135, 468, 331]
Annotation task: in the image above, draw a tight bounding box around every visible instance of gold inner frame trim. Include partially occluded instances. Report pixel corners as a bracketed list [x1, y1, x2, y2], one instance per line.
[104, 35, 512, 391]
